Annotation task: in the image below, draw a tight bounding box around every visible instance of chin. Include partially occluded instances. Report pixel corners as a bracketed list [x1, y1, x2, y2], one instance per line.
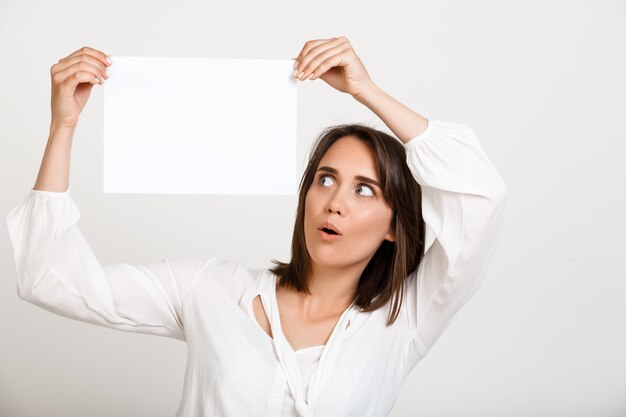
[307, 245, 347, 267]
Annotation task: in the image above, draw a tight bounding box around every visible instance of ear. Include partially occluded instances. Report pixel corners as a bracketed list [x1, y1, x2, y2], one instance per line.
[384, 214, 396, 242]
[384, 225, 396, 242]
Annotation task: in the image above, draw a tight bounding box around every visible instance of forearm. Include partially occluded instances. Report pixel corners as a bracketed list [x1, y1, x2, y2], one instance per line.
[354, 82, 429, 145]
[33, 123, 75, 192]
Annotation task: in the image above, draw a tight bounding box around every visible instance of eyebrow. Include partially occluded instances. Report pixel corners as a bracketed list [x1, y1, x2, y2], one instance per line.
[316, 166, 381, 188]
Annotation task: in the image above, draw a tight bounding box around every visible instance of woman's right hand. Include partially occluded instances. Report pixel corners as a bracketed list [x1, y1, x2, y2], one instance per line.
[50, 46, 111, 129]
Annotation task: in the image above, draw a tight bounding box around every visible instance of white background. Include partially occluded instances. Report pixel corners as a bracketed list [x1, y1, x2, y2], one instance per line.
[1, 0, 625, 416]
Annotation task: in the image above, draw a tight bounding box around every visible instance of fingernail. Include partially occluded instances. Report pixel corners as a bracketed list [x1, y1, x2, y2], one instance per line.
[293, 69, 299, 77]
[297, 71, 304, 79]
[307, 73, 315, 80]
[105, 70, 109, 78]
[106, 56, 112, 65]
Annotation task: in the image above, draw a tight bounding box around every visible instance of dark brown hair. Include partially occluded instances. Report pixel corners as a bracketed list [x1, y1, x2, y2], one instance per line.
[269, 124, 426, 326]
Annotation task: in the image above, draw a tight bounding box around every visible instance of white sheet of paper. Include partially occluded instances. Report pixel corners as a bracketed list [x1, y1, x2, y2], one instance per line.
[103, 56, 297, 195]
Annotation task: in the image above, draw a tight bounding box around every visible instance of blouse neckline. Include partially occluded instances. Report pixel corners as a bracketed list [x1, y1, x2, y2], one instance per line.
[245, 270, 360, 417]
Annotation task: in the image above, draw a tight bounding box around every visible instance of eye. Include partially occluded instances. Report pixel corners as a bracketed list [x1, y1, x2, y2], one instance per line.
[319, 175, 334, 187]
[356, 184, 375, 197]
[317, 174, 376, 197]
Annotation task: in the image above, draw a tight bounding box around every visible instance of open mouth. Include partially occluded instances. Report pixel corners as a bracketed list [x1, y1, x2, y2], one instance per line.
[321, 227, 338, 235]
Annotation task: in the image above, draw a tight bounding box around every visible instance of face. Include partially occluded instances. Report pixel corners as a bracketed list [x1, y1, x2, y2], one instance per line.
[304, 135, 396, 271]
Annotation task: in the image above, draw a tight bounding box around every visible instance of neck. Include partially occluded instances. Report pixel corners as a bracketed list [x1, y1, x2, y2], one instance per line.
[286, 259, 368, 319]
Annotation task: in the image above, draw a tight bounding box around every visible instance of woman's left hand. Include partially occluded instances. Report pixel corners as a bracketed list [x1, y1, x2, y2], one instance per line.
[293, 37, 375, 98]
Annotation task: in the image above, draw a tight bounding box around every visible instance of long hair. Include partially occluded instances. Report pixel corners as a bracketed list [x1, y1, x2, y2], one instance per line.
[269, 124, 426, 326]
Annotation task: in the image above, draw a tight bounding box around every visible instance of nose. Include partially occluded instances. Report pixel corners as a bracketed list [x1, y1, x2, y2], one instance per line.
[325, 191, 345, 216]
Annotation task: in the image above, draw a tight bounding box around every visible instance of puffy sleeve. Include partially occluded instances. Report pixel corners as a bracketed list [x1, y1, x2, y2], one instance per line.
[5, 186, 209, 341]
[402, 119, 508, 356]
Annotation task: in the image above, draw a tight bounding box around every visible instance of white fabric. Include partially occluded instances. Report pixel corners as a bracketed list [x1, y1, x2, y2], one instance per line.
[284, 345, 325, 415]
[5, 119, 508, 417]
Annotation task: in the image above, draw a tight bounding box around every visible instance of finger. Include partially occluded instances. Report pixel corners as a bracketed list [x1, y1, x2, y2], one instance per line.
[54, 61, 105, 85]
[59, 46, 112, 67]
[297, 44, 349, 80]
[52, 54, 109, 80]
[295, 38, 339, 74]
[58, 46, 112, 68]
[295, 38, 346, 78]
[60, 71, 101, 91]
[294, 38, 334, 63]
[306, 52, 347, 81]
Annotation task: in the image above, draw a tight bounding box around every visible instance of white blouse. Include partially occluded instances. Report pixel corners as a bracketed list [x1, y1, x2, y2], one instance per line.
[5, 119, 508, 417]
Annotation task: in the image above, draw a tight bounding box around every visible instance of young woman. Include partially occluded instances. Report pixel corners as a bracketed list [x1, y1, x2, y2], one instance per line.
[6, 37, 508, 417]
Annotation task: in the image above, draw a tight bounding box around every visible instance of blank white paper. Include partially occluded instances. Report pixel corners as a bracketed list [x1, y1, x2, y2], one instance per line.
[103, 56, 297, 195]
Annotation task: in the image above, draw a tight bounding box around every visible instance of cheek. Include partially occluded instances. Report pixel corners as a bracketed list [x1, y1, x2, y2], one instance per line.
[305, 188, 324, 216]
[303, 190, 318, 231]
[355, 206, 388, 230]
[304, 191, 313, 218]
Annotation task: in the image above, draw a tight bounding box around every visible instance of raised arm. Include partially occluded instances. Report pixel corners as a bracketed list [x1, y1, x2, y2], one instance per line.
[293, 37, 508, 359]
[400, 121, 507, 357]
[349, 63, 507, 359]
[35, 46, 110, 192]
[6, 47, 209, 341]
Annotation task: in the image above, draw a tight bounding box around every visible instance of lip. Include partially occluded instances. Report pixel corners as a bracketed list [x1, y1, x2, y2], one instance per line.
[318, 221, 342, 236]
[318, 229, 343, 242]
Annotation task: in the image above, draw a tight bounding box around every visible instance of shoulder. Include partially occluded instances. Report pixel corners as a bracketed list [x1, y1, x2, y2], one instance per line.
[188, 258, 269, 302]
[204, 258, 266, 283]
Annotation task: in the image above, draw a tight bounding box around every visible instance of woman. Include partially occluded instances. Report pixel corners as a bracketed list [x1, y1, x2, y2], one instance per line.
[6, 37, 508, 417]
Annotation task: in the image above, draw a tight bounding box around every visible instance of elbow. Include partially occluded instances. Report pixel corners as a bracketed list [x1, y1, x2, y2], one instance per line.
[496, 181, 508, 202]
[478, 178, 507, 219]
[15, 271, 44, 304]
[16, 276, 63, 314]
[490, 175, 508, 204]
[16, 283, 36, 303]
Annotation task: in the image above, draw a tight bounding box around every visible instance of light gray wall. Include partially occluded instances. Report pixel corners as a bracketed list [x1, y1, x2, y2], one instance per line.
[1, 0, 625, 416]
